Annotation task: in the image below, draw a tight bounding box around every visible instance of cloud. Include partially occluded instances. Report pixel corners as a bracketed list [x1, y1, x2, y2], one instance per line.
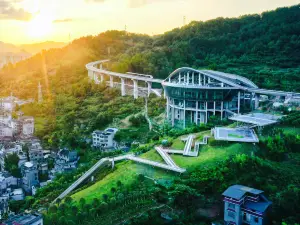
[53, 18, 73, 23]
[0, 0, 32, 21]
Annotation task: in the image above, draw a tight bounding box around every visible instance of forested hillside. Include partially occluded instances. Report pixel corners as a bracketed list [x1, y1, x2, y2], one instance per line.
[1, 5, 300, 225]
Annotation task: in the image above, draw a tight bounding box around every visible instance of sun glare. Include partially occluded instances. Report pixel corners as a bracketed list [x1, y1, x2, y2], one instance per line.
[28, 12, 53, 38]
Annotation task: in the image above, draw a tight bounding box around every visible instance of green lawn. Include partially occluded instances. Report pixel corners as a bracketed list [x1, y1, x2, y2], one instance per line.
[71, 158, 174, 204]
[171, 143, 254, 170]
[71, 132, 255, 204]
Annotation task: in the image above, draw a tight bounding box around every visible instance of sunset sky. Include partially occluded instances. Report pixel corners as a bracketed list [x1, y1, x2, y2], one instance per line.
[0, 0, 299, 44]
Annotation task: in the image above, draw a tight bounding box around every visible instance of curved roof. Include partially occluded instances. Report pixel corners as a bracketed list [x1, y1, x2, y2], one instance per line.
[164, 67, 250, 89]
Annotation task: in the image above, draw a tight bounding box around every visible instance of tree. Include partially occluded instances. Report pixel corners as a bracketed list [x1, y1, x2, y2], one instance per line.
[65, 196, 73, 205]
[4, 153, 21, 178]
[102, 194, 109, 203]
[79, 198, 86, 210]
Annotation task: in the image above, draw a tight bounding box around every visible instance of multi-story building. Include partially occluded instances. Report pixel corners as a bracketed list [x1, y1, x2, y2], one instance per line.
[162, 69, 263, 128]
[92, 128, 118, 148]
[21, 162, 39, 194]
[20, 117, 34, 137]
[223, 185, 272, 225]
[51, 148, 79, 175]
[9, 188, 25, 201]
[0, 97, 15, 112]
[2, 212, 43, 225]
[28, 141, 44, 163]
[0, 144, 27, 170]
[0, 172, 18, 195]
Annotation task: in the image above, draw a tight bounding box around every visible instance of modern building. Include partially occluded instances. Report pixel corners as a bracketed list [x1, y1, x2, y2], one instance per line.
[223, 185, 272, 225]
[21, 162, 39, 194]
[2, 212, 43, 225]
[161, 69, 263, 128]
[92, 128, 118, 149]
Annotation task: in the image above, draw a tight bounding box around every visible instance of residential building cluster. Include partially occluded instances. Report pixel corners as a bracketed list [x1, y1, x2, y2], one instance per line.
[0, 96, 34, 141]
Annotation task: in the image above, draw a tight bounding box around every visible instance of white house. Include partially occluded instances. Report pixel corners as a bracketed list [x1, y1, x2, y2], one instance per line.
[92, 128, 118, 149]
[20, 116, 34, 137]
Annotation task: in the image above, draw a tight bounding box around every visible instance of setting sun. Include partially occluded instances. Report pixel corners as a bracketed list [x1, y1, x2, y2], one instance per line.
[28, 12, 53, 38]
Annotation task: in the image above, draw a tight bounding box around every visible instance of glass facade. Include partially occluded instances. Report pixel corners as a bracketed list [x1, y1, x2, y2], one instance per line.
[164, 86, 239, 101]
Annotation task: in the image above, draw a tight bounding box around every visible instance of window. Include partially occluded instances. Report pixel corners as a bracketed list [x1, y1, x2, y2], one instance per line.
[228, 203, 235, 210]
[228, 211, 235, 219]
[254, 217, 259, 223]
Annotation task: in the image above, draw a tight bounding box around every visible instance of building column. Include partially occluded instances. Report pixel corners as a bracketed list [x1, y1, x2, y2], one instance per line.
[195, 101, 198, 125]
[133, 80, 138, 99]
[121, 78, 126, 96]
[166, 97, 170, 120]
[172, 100, 175, 127]
[192, 72, 194, 85]
[178, 73, 181, 83]
[214, 101, 216, 115]
[221, 101, 224, 120]
[100, 64, 103, 70]
[198, 73, 201, 85]
[147, 82, 152, 97]
[238, 91, 241, 114]
[203, 75, 206, 86]
[183, 100, 186, 128]
[255, 94, 259, 109]
[100, 74, 104, 83]
[205, 102, 208, 124]
[110, 76, 114, 88]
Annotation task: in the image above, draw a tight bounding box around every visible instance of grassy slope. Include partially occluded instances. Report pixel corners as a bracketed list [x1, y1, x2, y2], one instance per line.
[71, 133, 254, 203]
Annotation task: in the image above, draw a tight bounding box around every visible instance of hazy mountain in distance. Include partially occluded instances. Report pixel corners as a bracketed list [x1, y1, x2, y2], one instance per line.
[0, 41, 23, 54]
[18, 41, 66, 55]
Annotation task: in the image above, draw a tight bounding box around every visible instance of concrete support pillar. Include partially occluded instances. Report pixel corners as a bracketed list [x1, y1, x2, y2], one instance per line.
[214, 102, 216, 115]
[179, 73, 181, 83]
[204, 76, 206, 86]
[184, 73, 186, 83]
[147, 82, 152, 97]
[133, 80, 138, 99]
[110, 76, 114, 88]
[221, 102, 224, 120]
[208, 77, 211, 83]
[255, 94, 259, 109]
[167, 97, 170, 120]
[195, 101, 198, 125]
[183, 100, 186, 128]
[199, 73, 201, 85]
[238, 91, 241, 114]
[205, 102, 208, 124]
[100, 64, 103, 70]
[172, 100, 175, 127]
[92, 72, 96, 81]
[187, 73, 190, 85]
[121, 78, 126, 96]
[100, 74, 104, 83]
[192, 72, 194, 85]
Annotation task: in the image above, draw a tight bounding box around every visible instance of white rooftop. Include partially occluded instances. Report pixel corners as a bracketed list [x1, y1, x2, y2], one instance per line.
[229, 113, 282, 126]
